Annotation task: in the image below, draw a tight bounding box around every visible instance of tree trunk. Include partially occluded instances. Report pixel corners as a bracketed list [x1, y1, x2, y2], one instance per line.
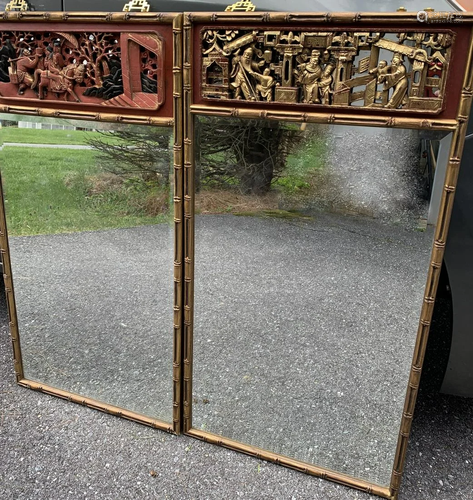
[239, 152, 273, 194]
[236, 125, 276, 195]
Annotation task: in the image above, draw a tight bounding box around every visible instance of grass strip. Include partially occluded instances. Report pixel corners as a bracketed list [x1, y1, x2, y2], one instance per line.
[1, 146, 170, 236]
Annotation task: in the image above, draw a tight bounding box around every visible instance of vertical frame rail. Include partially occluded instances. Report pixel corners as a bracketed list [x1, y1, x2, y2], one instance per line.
[182, 12, 195, 434]
[172, 12, 184, 435]
[390, 25, 473, 498]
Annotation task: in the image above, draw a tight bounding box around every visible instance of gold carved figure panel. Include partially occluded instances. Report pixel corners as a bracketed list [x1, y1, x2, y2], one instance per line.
[200, 28, 452, 112]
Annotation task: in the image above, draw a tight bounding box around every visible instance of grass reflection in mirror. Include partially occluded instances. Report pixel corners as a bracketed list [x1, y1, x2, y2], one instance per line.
[1, 117, 175, 423]
[1, 126, 172, 236]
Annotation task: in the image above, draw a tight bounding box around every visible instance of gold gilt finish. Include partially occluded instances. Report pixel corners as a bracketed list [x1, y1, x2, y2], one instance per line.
[4, 0, 30, 11]
[0, 177, 23, 382]
[182, 12, 194, 437]
[1, 9, 473, 500]
[390, 27, 473, 498]
[0, 12, 183, 435]
[225, 1, 256, 12]
[201, 28, 451, 112]
[172, 13, 184, 435]
[123, 0, 151, 12]
[189, 105, 459, 129]
[0, 11, 176, 21]
[183, 12, 473, 500]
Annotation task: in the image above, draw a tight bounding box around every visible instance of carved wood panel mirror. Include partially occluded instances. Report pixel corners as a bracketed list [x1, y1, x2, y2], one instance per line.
[1, 8, 473, 500]
[182, 12, 473, 499]
[0, 12, 183, 432]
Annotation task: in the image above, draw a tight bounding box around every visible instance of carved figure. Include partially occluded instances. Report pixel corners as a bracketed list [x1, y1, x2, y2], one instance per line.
[296, 50, 324, 104]
[0, 29, 162, 109]
[45, 42, 66, 74]
[201, 28, 451, 112]
[382, 53, 408, 109]
[230, 46, 261, 100]
[370, 60, 389, 83]
[253, 67, 277, 101]
[318, 63, 335, 105]
[32, 62, 85, 102]
[9, 47, 44, 95]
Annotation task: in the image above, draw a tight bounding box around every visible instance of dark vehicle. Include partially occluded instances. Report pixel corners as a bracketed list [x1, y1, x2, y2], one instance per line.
[0, 0, 471, 398]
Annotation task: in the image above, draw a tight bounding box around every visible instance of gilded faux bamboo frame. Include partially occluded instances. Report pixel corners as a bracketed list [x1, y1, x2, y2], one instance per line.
[2, 9, 473, 500]
[0, 12, 183, 434]
[182, 12, 473, 500]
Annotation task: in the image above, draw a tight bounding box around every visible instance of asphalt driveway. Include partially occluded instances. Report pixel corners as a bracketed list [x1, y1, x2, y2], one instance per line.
[1, 216, 472, 500]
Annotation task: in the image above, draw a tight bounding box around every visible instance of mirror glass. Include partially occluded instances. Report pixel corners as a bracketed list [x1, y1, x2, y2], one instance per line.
[0, 114, 174, 422]
[192, 117, 445, 486]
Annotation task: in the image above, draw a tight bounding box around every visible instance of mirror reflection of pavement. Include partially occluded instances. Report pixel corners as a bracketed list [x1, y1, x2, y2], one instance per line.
[0, 217, 472, 499]
[193, 214, 433, 486]
[7, 225, 175, 421]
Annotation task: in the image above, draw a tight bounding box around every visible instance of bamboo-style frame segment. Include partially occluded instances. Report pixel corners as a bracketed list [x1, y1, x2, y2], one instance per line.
[185, 11, 473, 23]
[182, 12, 473, 500]
[2, 9, 473, 500]
[0, 12, 183, 434]
[0, 11, 178, 22]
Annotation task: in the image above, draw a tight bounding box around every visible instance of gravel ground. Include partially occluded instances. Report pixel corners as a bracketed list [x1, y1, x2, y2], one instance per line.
[1, 310, 473, 500]
[9, 225, 175, 422]
[1, 217, 472, 500]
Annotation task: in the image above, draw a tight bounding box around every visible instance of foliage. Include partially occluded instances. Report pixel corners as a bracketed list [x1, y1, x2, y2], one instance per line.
[85, 119, 308, 195]
[196, 117, 307, 195]
[85, 127, 173, 186]
[275, 128, 327, 196]
[194, 125, 327, 215]
[0, 122, 328, 235]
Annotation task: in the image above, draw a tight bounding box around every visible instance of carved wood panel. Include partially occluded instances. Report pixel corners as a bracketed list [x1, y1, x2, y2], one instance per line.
[0, 28, 165, 111]
[199, 27, 454, 113]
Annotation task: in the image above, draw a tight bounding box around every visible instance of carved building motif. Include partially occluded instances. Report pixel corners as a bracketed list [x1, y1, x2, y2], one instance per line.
[0, 30, 164, 109]
[201, 29, 453, 112]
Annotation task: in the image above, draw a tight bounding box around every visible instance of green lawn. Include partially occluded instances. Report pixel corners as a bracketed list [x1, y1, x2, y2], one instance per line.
[0, 125, 324, 236]
[273, 132, 326, 195]
[1, 127, 94, 145]
[0, 126, 123, 146]
[1, 146, 171, 236]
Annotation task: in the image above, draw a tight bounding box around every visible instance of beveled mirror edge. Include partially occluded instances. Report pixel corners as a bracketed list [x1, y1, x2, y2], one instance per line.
[0, 12, 184, 434]
[181, 12, 473, 500]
